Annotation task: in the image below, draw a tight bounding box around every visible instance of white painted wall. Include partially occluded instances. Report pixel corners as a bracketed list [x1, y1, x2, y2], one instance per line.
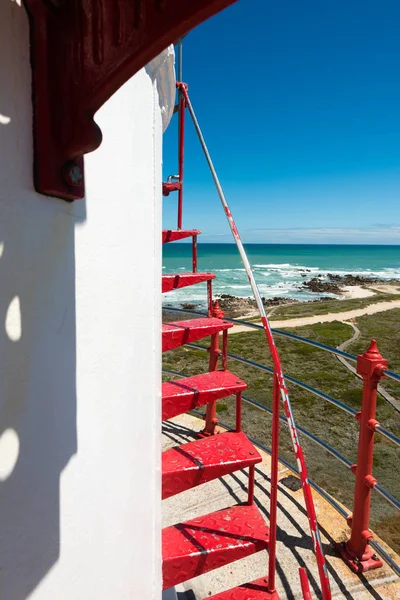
[0, 2, 173, 598]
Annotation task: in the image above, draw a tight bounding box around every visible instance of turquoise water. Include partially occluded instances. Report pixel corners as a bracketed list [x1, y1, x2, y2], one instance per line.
[163, 244, 400, 307]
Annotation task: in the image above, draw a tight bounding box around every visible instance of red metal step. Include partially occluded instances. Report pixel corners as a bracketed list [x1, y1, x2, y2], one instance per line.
[162, 317, 232, 352]
[162, 272, 215, 293]
[162, 229, 200, 244]
[162, 503, 269, 590]
[162, 370, 247, 420]
[162, 430, 260, 499]
[205, 577, 280, 599]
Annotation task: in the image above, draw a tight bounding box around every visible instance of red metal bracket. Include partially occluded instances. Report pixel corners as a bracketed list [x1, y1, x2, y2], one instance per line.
[23, 0, 237, 201]
[162, 182, 182, 196]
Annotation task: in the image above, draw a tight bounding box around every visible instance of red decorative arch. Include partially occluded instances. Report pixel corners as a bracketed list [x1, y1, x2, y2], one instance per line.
[23, 0, 237, 200]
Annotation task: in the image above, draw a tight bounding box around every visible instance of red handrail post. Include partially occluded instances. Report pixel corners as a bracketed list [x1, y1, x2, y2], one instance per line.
[192, 234, 198, 272]
[336, 339, 387, 573]
[177, 82, 186, 230]
[200, 301, 225, 437]
[299, 568, 313, 600]
[267, 371, 280, 594]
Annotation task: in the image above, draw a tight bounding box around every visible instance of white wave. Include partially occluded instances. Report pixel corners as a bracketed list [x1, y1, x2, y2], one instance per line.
[214, 268, 246, 272]
[253, 263, 319, 270]
[314, 268, 400, 280]
[253, 263, 293, 268]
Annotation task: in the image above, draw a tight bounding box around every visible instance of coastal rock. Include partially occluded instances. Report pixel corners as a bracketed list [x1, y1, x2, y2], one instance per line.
[264, 296, 299, 307]
[216, 294, 256, 317]
[180, 302, 198, 310]
[302, 278, 342, 295]
[216, 294, 298, 318]
[327, 273, 398, 286]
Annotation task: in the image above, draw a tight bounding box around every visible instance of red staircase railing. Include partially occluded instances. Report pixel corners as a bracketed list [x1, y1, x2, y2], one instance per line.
[161, 50, 325, 599]
[267, 372, 280, 593]
[176, 81, 331, 599]
[299, 567, 313, 600]
[163, 318, 400, 582]
[163, 308, 400, 580]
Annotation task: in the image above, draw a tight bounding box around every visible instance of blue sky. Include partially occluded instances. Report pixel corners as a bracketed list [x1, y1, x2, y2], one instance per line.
[162, 0, 400, 244]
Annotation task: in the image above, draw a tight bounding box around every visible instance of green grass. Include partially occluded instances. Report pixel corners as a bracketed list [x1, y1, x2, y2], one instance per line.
[347, 308, 400, 400]
[163, 318, 400, 553]
[270, 293, 400, 320]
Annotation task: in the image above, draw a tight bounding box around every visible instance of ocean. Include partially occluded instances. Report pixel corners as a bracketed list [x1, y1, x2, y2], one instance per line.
[163, 244, 400, 307]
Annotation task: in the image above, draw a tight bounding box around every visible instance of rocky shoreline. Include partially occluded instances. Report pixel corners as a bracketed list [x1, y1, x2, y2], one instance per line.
[172, 274, 400, 319]
[303, 273, 399, 295]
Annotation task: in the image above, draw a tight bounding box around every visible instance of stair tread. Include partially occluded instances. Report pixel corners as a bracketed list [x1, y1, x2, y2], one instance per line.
[162, 504, 269, 590]
[162, 272, 215, 293]
[163, 229, 200, 244]
[162, 370, 247, 421]
[163, 370, 247, 400]
[205, 577, 280, 599]
[162, 317, 232, 352]
[162, 430, 261, 499]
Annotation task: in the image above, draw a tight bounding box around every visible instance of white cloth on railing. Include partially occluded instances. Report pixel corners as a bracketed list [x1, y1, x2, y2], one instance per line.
[146, 45, 176, 132]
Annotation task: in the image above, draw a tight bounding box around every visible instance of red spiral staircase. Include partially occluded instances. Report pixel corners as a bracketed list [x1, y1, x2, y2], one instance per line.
[161, 229, 280, 599]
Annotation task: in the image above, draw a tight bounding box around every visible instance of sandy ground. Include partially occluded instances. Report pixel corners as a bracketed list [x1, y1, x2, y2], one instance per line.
[229, 298, 400, 333]
[368, 284, 400, 294]
[342, 284, 400, 298]
[341, 285, 375, 299]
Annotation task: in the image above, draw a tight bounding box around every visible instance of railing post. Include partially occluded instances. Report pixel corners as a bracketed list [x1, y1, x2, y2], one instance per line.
[299, 568, 312, 600]
[267, 371, 280, 593]
[200, 301, 225, 437]
[177, 83, 186, 230]
[337, 339, 387, 573]
[192, 234, 198, 273]
[207, 280, 213, 317]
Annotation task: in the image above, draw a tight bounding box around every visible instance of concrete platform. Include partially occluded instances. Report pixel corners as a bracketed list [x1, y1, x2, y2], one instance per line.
[163, 414, 400, 600]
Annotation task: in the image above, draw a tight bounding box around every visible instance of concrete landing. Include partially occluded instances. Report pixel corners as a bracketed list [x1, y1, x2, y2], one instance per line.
[163, 414, 400, 600]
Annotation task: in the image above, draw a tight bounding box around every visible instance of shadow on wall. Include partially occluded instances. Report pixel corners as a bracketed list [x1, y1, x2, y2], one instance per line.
[0, 1, 80, 598]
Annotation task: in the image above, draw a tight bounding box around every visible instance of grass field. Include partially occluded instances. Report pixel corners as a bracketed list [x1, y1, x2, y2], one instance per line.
[162, 314, 400, 553]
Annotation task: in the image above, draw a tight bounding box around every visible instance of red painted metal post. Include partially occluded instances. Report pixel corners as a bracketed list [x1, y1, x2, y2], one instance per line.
[207, 280, 213, 316]
[235, 392, 242, 432]
[222, 329, 228, 371]
[201, 301, 225, 437]
[192, 234, 198, 272]
[337, 339, 387, 573]
[177, 84, 186, 229]
[248, 465, 255, 505]
[208, 333, 220, 373]
[299, 568, 313, 600]
[201, 332, 220, 436]
[268, 371, 280, 594]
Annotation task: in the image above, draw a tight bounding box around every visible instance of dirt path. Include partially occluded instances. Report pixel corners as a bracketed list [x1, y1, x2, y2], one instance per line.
[229, 299, 400, 334]
[336, 321, 400, 412]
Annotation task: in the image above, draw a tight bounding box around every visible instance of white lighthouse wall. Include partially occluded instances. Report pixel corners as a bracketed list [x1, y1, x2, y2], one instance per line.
[0, 2, 171, 598]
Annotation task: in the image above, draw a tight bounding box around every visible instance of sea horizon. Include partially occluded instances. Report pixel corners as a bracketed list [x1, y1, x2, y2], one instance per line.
[163, 242, 400, 307]
[166, 243, 400, 247]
